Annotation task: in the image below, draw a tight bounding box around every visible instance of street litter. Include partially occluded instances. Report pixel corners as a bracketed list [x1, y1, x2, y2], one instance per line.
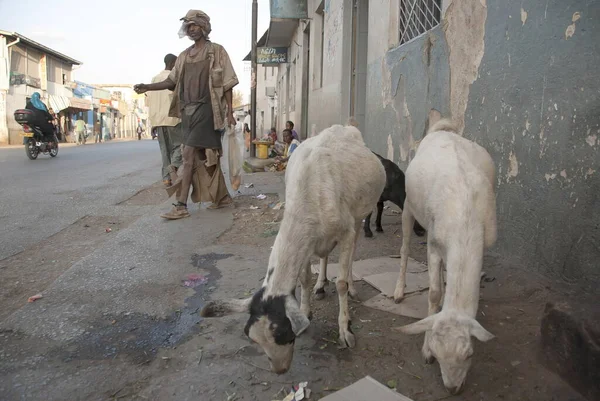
[183, 273, 209, 288]
[105, 227, 112, 233]
[257, 194, 267, 200]
[249, 206, 260, 210]
[27, 293, 43, 303]
[271, 201, 285, 210]
[273, 381, 311, 401]
[245, 183, 254, 188]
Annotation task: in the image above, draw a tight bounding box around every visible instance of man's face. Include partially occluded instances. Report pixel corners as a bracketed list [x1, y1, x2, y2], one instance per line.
[187, 24, 204, 40]
[283, 131, 292, 143]
[286, 122, 291, 130]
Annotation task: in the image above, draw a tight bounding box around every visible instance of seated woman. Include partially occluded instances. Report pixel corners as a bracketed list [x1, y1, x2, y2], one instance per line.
[25, 92, 55, 137]
[268, 129, 300, 171]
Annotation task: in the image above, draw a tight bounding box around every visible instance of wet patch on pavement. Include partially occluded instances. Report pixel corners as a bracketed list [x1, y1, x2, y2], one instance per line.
[44, 252, 233, 364]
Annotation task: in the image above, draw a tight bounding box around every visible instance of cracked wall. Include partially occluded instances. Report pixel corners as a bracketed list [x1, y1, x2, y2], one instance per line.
[366, 0, 600, 289]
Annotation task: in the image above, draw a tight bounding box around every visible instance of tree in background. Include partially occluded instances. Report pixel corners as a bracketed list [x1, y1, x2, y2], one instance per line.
[232, 90, 245, 108]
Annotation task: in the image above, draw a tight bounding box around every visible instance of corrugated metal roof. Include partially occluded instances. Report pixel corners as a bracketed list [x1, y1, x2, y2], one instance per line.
[0, 30, 82, 65]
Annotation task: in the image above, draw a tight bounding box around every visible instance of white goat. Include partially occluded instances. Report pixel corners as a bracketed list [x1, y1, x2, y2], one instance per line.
[394, 119, 497, 395]
[201, 121, 386, 374]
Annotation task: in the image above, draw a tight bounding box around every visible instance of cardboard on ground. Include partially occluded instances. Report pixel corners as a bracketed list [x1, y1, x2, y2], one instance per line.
[310, 256, 426, 282]
[362, 292, 429, 320]
[318, 375, 413, 401]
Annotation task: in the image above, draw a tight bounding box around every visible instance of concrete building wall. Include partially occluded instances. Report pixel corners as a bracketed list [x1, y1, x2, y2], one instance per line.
[365, 0, 600, 289]
[256, 63, 278, 138]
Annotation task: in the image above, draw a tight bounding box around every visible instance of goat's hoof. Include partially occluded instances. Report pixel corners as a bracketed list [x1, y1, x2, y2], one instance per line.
[364, 231, 373, 238]
[376, 227, 384, 233]
[339, 331, 356, 348]
[393, 295, 405, 304]
[314, 287, 326, 300]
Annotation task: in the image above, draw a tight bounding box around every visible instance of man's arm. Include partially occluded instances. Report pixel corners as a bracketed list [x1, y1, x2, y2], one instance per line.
[134, 79, 175, 94]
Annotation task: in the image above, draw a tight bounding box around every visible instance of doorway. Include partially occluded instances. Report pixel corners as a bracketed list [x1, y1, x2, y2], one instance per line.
[301, 22, 310, 140]
[350, 0, 368, 130]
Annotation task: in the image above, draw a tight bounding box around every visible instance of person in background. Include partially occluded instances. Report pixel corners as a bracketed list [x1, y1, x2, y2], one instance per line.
[136, 125, 143, 140]
[134, 9, 239, 219]
[146, 53, 183, 187]
[268, 128, 299, 172]
[74, 118, 86, 145]
[268, 127, 277, 144]
[25, 92, 54, 138]
[243, 110, 251, 152]
[286, 120, 299, 141]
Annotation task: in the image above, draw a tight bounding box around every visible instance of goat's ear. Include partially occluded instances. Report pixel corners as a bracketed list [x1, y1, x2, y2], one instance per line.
[393, 314, 437, 335]
[200, 298, 251, 317]
[468, 319, 495, 342]
[285, 296, 310, 335]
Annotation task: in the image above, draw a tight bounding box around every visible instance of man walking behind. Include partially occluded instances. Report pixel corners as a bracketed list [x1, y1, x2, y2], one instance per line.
[74, 118, 86, 145]
[134, 9, 239, 220]
[146, 54, 183, 187]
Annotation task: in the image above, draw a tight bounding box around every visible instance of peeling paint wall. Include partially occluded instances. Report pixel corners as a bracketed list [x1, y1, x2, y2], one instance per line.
[366, 0, 600, 289]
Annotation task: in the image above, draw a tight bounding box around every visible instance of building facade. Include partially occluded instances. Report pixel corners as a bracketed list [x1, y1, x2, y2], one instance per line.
[265, 0, 599, 288]
[0, 30, 87, 144]
[245, 30, 279, 139]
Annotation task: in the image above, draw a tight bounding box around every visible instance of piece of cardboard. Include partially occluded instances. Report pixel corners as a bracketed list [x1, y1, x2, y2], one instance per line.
[310, 257, 426, 281]
[362, 271, 430, 298]
[362, 293, 429, 319]
[319, 376, 413, 401]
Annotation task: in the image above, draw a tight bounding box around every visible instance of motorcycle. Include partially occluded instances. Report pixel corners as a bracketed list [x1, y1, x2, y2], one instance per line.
[14, 109, 59, 160]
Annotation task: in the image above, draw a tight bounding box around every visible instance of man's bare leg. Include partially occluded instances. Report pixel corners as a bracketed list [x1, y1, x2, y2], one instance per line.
[161, 145, 195, 220]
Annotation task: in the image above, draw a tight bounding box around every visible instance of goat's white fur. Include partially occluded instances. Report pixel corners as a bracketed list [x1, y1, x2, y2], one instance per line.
[394, 119, 497, 394]
[265, 122, 386, 348]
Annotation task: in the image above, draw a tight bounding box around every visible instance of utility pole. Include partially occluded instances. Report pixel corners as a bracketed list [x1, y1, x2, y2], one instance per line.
[250, 0, 258, 158]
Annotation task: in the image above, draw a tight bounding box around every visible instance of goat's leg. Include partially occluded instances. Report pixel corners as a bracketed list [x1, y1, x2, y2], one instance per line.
[363, 213, 373, 238]
[347, 221, 361, 299]
[423, 244, 443, 364]
[299, 261, 313, 320]
[313, 257, 329, 300]
[394, 207, 415, 303]
[336, 223, 359, 348]
[375, 201, 385, 232]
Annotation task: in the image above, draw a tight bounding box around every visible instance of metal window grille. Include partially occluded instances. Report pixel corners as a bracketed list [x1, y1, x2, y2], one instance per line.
[399, 0, 442, 45]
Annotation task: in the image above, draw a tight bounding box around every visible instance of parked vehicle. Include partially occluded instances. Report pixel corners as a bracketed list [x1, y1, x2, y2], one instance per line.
[13, 109, 59, 160]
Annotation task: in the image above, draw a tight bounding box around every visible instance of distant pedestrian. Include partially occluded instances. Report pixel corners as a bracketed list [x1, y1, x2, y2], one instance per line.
[134, 9, 239, 220]
[74, 119, 86, 145]
[136, 125, 143, 140]
[146, 53, 183, 187]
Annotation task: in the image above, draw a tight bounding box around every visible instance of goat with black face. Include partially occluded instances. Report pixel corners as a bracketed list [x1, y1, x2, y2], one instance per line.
[200, 121, 386, 374]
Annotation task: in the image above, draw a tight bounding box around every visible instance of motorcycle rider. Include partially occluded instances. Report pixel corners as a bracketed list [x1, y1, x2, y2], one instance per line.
[25, 92, 54, 138]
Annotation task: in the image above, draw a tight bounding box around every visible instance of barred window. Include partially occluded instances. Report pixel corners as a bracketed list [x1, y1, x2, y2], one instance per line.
[399, 0, 442, 45]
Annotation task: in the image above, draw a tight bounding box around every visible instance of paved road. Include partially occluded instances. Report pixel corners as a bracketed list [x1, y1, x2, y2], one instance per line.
[0, 140, 162, 260]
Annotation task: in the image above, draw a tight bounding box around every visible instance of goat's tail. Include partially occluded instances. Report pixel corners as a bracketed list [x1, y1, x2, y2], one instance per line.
[346, 116, 359, 128]
[428, 118, 458, 134]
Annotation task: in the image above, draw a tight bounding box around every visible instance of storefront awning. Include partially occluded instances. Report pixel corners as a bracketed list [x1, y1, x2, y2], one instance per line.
[48, 95, 71, 112]
[69, 97, 93, 110]
[265, 19, 299, 47]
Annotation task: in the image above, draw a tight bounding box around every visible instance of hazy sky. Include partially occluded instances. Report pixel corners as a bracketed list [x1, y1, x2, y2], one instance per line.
[0, 0, 271, 101]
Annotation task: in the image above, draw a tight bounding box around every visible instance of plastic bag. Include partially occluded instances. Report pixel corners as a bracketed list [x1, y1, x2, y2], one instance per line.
[227, 124, 243, 191]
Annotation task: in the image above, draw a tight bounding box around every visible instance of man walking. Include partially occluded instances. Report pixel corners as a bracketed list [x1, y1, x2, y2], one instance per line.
[74, 118, 86, 145]
[134, 9, 239, 220]
[146, 54, 183, 187]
